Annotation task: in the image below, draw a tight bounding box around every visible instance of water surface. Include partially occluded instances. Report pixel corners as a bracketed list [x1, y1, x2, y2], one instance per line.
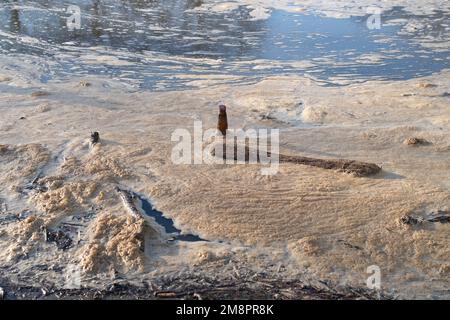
[0, 0, 448, 90]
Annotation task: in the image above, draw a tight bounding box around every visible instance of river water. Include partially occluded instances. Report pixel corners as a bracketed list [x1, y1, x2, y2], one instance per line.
[0, 0, 449, 90]
[0, 0, 449, 299]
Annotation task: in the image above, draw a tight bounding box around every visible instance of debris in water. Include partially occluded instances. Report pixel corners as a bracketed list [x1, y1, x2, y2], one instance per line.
[78, 80, 91, 87]
[279, 154, 382, 177]
[403, 137, 430, 146]
[46, 229, 73, 250]
[337, 240, 363, 251]
[155, 291, 178, 298]
[23, 170, 47, 193]
[36, 104, 50, 113]
[90, 132, 100, 144]
[417, 82, 437, 88]
[0, 287, 4, 300]
[31, 91, 50, 98]
[400, 215, 421, 225]
[211, 106, 381, 177]
[116, 187, 143, 219]
[217, 104, 228, 136]
[212, 144, 381, 177]
[400, 211, 450, 226]
[426, 212, 450, 223]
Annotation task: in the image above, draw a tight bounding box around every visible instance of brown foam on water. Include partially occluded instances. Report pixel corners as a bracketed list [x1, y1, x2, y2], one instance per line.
[0, 70, 449, 297]
[79, 213, 146, 273]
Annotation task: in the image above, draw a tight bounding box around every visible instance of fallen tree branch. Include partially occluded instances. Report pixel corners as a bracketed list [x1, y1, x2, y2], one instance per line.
[400, 210, 450, 225]
[211, 143, 381, 177]
[116, 187, 143, 219]
[279, 154, 381, 177]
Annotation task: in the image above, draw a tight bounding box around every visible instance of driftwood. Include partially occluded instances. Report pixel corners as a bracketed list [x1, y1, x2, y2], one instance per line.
[91, 132, 100, 144]
[116, 187, 142, 219]
[212, 143, 381, 177]
[46, 229, 73, 250]
[31, 91, 50, 98]
[23, 170, 47, 192]
[400, 211, 450, 225]
[279, 154, 381, 177]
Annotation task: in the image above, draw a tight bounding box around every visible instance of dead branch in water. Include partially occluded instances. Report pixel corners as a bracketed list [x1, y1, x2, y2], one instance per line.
[211, 143, 381, 177]
[22, 170, 47, 193]
[116, 187, 143, 219]
[279, 154, 381, 177]
[400, 210, 450, 225]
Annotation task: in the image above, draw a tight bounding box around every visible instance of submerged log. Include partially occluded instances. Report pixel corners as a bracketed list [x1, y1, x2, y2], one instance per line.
[211, 143, 381, 177]
[31, 91, 50, 98]
[400, 211, 450, 225]
[427, 212, 450, 223]
[211, 105, 380, 177]
[116, 187, 142, 219]
[279, 154, 381, 177]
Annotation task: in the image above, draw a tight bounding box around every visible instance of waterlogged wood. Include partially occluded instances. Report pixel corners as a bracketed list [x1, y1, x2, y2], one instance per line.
[400, 211, 450, 225]
[155, 292, 178, 298]
[212, 144, 381, 177]
[31, 91, 50, 97]
[23, 170, 47, 193]
[279, 154, 382, 177]
[427, 213, 450, 223]
[116, 187, 142, 219]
